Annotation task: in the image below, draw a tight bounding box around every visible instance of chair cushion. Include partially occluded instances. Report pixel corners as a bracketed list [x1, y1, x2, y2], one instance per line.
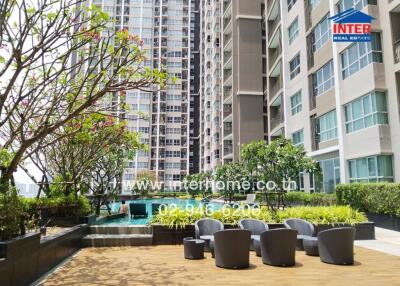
[200, 235, 213, 241]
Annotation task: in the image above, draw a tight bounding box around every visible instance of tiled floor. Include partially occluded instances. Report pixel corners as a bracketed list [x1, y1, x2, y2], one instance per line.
[38, 245, 400, 286]
[355, 227, 400, 256]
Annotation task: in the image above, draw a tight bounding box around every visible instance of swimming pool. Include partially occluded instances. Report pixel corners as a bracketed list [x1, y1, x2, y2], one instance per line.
[97, 198, 222, 225]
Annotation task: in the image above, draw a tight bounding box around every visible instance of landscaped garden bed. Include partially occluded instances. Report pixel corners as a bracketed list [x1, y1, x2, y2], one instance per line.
[151, 205, 374, 244]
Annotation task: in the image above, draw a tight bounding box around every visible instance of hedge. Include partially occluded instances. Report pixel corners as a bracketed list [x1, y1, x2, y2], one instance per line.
[285, 192, 336, 206]
[336, 183, 400, 217]
[152, 205, 367, 228]
[255, 191, 336, 206]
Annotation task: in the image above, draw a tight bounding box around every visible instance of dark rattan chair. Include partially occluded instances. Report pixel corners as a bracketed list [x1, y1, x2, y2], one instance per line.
[195, 218, 224, 252]
[214, 229, 251, 269]
[260, 229, 297, 267]
[318, 227, 355, 265]
[238, 219, 268, 251]
[284, 218, 315, 250]
[129, 203, 148, 219]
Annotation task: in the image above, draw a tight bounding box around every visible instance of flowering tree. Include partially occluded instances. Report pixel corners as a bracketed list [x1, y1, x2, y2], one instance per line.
[241, 138, 320, 192]
[0, 0, 166, 191]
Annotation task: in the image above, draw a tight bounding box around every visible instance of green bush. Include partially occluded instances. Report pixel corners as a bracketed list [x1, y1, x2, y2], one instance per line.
[151, 205, 366, 229]
[336, 183, 400, 217]
[22, 194, 91, 221]
[0, 186, 24, 241]
[275, 206, 366, 225]
[285, 192, 336, 206]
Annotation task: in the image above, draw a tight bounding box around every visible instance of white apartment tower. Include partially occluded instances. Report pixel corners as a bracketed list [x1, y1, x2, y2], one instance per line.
[92, 0, 199, 191]
[265, 0, 400, 192]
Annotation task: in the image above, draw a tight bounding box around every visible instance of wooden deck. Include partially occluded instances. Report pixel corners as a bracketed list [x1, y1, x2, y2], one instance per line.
[39, 246, 400, 286]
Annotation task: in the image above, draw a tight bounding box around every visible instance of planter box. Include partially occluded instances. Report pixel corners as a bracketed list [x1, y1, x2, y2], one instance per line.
[152, 225, 195, 245]
[366, 213, 400, 232]
[0, 233, 41, 286]
[313, 222, 375, 240]
[48, 215, 96, 227]
[38, 224, 89, 277]
[0, 225, 89, 286]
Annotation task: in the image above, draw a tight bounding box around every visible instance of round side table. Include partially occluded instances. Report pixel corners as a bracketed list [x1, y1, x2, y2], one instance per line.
[183, 237, 205, 260]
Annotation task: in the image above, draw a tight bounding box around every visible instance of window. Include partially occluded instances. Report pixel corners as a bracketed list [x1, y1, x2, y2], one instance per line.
[297, 172, 305, 191]
[288, 18, 299, 44]
[287, 0, 297, 10]
[337, 0, 377, 13]
[165, 162, 181, 169]
[344, 91, 388, 133]
[166, 139, 181, 146]
[165, 151, 180, 158]
[319, 158, 341, 193]
[313, 60, 334, 96]
[341, 32, 383, 79]
[309, 0, 321, 10]
[137, 162, 149, 169]
[290, 90, 302, 115]
[292, 129, 304, 147]
[289, 54, 301, 79]
[348, 155, 393, 182]
[318, 110, 337, 142]
[312, 15, 331, 52]
[138, 127, 150, 134]
[167, 117, 181, 123]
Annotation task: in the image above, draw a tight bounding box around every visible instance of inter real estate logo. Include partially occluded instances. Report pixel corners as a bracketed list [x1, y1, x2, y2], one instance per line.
[329, 9, 375, 42]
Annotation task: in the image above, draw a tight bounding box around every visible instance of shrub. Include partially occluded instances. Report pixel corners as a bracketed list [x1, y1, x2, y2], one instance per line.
[0, 186, 25, 241]
[151, 205, 366, 229]
[21, 194, 92, 225]
[275, 206, 367, 225]
[336, 183, 400, 217]
[285, 192, 337, 206]
[151, 205, 273, 229]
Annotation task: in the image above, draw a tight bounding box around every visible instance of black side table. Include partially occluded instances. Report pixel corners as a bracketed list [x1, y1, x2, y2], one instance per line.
[183, 237, 205, 260]
[303, 236, 319, 256]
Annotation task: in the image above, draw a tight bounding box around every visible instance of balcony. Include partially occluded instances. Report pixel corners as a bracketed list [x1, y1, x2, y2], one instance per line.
[268, 33, 282, 70]
[224, 142, 233, 156]
[390, 6, 400, 63]
[270, 95, 284, 131]
[224, 86, 232, 102]
[223, 0, 232, 17]
[224, 122, 233, 138]
[224, 68, 232, 85]
[268, 14, 280, 39]
[223, 103, 232, 118]
[394, 39, 400, 64]
[269, 74, 282, 101]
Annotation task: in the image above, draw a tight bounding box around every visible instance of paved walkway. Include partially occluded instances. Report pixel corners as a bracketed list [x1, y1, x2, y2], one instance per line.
[355, 227, 400, 256]
[38, 245, 400, 286]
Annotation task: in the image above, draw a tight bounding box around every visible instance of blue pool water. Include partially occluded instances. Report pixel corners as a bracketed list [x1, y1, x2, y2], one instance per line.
[97, 198, 222, 225]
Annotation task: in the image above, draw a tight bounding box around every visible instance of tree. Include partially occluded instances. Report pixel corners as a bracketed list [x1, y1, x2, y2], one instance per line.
[183, 172, 212, 199]
[131, 171, 158, 197]
[241, 138, 319, 193]
[0, 0, 166, 190]
[214, 162, 250, 203]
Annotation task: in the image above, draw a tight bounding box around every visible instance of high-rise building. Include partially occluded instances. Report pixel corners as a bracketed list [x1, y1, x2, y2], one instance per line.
[92, 0, 200, 191]
[198, 0, 400, 193]
[264, 0, 400, 192]
[199, 0, 266, 172]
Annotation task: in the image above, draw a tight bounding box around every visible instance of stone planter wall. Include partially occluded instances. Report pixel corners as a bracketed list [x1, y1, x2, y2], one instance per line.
[0, 225, 89, 286]
[152, 225, 195, 245]
[366, 213, 400, 232]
